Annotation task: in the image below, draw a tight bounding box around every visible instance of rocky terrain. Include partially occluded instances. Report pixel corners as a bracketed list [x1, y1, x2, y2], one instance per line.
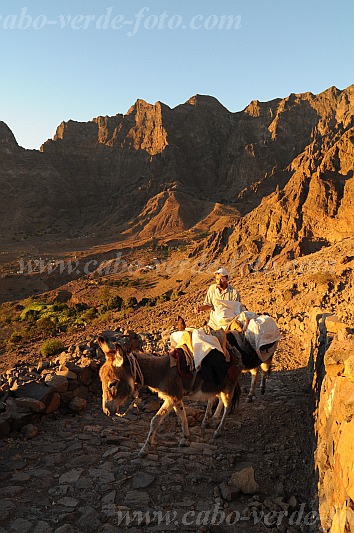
[0, 83, 353, 532]
[0, 236, 353, 531]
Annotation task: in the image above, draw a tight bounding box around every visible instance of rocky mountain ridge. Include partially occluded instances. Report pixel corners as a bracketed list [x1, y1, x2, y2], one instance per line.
[0, 84, 353, 263]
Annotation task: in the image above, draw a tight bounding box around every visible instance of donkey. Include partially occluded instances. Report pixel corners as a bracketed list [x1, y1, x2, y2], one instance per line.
[225, 318, 277, 402]
[98, 335, 241, 457]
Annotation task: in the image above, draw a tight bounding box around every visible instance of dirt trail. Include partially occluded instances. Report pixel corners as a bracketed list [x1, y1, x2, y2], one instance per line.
[0, 338, 317, 533]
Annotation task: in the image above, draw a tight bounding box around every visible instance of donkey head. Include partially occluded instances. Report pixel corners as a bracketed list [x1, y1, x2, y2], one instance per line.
[98, 336, 135, 416]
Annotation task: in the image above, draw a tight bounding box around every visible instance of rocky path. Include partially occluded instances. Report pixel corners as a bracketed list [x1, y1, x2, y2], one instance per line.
[0, 364, 317, 533]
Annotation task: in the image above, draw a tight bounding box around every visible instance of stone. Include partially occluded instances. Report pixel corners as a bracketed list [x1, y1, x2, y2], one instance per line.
[9, 518, 33, 532]
[44, 375, 68, 393]
[219, 482, 239, 502]
[14, 398, 46, 412]
[59, 469, 83, 484]
[325, 316, 348, 334]
[53, 290, 72, 303]
[229, 467, 259, 494]
[56, 370, 77, 380]
[102, 491, 116, 504]
[73, 386, 89, 400]
[21, 423, 39, 439]
[54, 526, 75, 533]
[33, 521, 53, 533]
[12, 382, 55, 406]
[88, 469, 115, 484]
[0, 486, 25, 497]
[49, 486, 70, 497]
[132, 472, 155, 489]
[77, 367, 93, 386]
[124, 491, 150, 508]
[56, 497, 79, 508]
[344, 355, 354, 382]
[287, 495, 297, 509]
[78, 507, 102, 530]
[336, 419, 354, 501]
[0, 412, 11, 437]
[338, 328, 353, 341]
[45, 392, 61, 414]
[37, 361, 50, 373]
[59, 392, 75, 404]
[68, 397, 87, 412]
[11, 473, 31, 482]
[0, 500, 16, 521]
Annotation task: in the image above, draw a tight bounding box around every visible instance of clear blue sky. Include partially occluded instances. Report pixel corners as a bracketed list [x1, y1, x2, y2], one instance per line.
[0, 0, 353, 149]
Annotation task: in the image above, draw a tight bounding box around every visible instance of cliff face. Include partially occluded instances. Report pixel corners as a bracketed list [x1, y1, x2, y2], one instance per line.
[310, 313, 354, 533]
[0, 85, 353, 250]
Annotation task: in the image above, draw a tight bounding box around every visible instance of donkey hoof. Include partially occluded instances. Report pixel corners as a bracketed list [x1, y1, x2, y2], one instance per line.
[178, 438, 190, 448]
[212, 431, 221, 440]
[246, 396, 254, 403]
[201, 421, 210, 429]
[261, 389, 266, 395]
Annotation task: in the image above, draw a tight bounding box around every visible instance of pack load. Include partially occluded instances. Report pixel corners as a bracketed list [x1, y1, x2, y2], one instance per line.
[244, 314, 281, 362]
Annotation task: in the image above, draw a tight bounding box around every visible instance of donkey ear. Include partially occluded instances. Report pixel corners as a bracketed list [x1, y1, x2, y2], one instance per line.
[113, 343, 125, 367]
[177, 316, 186, 331]
[98, 336, 111, 354]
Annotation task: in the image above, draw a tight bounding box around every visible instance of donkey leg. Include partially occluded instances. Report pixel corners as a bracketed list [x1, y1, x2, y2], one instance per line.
[212, 392, 231, 439]
[173, 402, 190, 447]
[260, 360, 271, 395]
[247, 368, 259, 402]
[212, 397, 224, 419]
[201, 398, 215, 428]
[140, 399, 174, 457]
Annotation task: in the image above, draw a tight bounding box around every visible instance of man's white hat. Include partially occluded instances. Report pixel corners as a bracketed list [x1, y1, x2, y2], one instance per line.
[214, 267, 228, 276]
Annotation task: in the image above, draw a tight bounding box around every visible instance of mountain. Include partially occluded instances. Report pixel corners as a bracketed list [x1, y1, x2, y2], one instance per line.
[0, 85, 353, 258]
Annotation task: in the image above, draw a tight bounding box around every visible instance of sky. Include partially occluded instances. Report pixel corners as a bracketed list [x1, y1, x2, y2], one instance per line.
[0, 0, 353, 149]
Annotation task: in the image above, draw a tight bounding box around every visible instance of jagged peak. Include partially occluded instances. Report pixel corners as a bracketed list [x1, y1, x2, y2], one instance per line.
[182, 94, 230, 112]
[244, 97, 282, 117]
[126, 98, 168, 116]
[0, 121, 19, 150]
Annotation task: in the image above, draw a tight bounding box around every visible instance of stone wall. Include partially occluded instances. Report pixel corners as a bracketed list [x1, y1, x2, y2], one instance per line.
[0, 338, 101, 439]
[311, 314, 354, 533]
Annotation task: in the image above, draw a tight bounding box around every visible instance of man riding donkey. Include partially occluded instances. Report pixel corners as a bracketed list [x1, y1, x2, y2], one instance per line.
[169, 267, 244, 393]
[196, 266, 281, 401]
[196, 267, 244, 331]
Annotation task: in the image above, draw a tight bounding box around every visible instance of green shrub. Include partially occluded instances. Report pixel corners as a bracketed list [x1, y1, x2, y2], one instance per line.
[40, 339, 64, 358]
[124, 297, 138, 309]
[156, 293, 170, 304]
[36, 317, 57, 337]
[139, 297, 151, 307]
[20, 302, 47, 321]
[107, 295, 123, 310]
[170, 290, 181, 301]
[80, 308, 98, 322]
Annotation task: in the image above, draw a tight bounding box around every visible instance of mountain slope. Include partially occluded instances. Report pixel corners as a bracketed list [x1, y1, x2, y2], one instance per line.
[0, 84, 353, 254]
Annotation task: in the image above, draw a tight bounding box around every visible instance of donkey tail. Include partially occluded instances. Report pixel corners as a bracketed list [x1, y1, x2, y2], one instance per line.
[231, 382, 241, 413]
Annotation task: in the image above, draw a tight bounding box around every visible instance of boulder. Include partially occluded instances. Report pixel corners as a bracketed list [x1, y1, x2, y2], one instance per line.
[12, 382, 55, 407]
[229, 467, 259, 494]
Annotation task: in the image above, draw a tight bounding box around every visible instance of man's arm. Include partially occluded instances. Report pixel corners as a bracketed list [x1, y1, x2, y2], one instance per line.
[197, 303, 212, 312]
[196, 286, 213, 313]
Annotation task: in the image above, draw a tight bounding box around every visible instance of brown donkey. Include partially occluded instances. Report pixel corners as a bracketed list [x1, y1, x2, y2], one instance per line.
[98, 336, 241, 457]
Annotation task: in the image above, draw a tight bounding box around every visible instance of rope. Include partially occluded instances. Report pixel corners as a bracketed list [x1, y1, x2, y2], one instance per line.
[114, 352, 144, 418]
[127, 352, 144, 387]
